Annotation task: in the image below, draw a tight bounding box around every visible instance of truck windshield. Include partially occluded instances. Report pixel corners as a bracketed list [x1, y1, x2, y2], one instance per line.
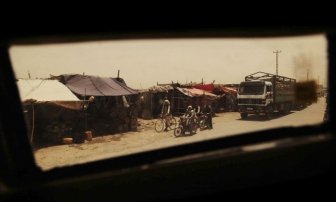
[239, 85, 265, 95]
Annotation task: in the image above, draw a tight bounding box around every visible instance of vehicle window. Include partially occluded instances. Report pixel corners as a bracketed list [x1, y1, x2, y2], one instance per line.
[9, 34, 328, 170]
[239, 83, 265, 95]
[266, 85, 272, 92]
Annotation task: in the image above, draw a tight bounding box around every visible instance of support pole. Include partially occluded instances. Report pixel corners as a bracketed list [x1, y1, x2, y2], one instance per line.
[273, 50, 281, 75]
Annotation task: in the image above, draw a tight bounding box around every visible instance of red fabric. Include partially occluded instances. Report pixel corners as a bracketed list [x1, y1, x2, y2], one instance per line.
[193, 84, 215, 93]
[176, 87, 217, 98]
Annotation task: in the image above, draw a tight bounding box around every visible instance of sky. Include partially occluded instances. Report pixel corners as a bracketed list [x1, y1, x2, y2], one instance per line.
[9, 34, 328, 89]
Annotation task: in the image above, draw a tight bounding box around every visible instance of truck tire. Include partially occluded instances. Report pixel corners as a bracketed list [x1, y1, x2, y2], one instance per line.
[266, 106, 273, 120]
[280, 103, 291, 114]
[240, 113, 248, 119]
[285, 103, 292, 114]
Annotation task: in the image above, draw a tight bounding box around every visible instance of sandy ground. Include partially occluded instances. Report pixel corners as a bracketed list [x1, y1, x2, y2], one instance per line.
[34, 97, 326, 170]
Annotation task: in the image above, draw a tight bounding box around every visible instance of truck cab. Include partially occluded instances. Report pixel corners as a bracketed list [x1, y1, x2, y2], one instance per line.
[238, 80, 273, 118]
[237, 72, 295, 119]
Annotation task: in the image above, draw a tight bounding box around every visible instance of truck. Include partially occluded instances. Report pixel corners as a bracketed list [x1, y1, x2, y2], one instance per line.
[237, 71, 296, 119]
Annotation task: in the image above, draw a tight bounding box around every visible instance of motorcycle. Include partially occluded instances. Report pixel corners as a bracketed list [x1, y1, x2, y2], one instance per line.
[174, 114, 198, 137]
[196, 112, 211, 130]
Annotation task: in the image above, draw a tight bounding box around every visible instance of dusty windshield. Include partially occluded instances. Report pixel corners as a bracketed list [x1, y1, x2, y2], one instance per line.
[9, 34, 328, 170]
[239, 83, 265, 95]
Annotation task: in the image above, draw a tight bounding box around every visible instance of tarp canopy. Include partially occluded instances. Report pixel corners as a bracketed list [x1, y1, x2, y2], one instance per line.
[215, 85, 237, 94]
[193, 83, 215, 93]
[147, 85, 174, 93]
[17, 79, 83, 110]
[223, 86, 237, 94]
[176, 87, 218, 99]
[17, 79, 80, 102]
[59, 74, 138, 96]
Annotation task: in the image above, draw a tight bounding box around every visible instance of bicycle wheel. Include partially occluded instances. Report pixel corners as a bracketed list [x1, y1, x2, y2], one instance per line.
[154, 119, 165, 133]
[168, 117, 177, 130]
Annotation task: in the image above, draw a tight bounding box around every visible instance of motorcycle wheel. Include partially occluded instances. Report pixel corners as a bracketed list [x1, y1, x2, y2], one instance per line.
[174, 126, 183, 137]
[190, 123, 197, 134]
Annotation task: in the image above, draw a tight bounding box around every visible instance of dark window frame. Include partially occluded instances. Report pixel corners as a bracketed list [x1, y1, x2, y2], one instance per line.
[0, 27, 335, 198]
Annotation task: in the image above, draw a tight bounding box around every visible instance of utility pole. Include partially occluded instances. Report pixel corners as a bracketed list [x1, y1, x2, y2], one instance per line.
[273, 50, 281, 75]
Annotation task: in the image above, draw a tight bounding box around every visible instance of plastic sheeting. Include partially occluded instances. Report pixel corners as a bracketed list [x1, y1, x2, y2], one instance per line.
[59, 74, 138, 96]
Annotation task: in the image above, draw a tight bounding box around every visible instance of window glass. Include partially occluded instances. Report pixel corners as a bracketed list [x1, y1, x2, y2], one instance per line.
[9, 34, 328, 170]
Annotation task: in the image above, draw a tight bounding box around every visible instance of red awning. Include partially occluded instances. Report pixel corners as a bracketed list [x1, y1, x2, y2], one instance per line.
[193, 84, 215, 93]
[176, 87, 218, 99]
[213, 85, 237, 95]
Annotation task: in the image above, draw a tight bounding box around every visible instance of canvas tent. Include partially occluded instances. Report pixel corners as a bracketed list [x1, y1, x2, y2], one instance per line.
[17, 79, 83, 146]
[58, 74, 139, 134]
[18, 79, 80, 101]
[17, 79, 82, 110]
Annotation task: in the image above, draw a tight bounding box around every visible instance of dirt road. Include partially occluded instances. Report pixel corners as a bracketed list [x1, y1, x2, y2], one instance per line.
[34, 97, 326, 170]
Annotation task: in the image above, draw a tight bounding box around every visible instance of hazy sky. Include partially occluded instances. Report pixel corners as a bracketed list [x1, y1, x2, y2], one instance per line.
[9, 34, 327, 89]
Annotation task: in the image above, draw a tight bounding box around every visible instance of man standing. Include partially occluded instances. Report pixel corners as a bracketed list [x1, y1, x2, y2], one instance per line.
[72, 96, 95, 144]
[84, 96, 95, 131]
[161, 96, 171, 131]
[202, 103, 213, 129]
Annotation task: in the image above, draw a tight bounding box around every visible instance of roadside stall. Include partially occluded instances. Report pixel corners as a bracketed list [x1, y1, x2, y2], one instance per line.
[138, 85, 174, 119]
[17, 79, 83, 146]
[58, 74, 139, 134]
[174, 87, 218, 115]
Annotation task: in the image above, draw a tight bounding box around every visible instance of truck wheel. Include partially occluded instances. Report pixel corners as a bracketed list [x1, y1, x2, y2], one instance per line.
[266, 106, 273, 119]
[285, 104, 292, 114]
[266, 111, 273, 119]
[240, 113, 248, 119]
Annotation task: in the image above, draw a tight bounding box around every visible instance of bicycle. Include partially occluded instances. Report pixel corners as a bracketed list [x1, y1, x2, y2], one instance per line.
[154, 113, 177, 132]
